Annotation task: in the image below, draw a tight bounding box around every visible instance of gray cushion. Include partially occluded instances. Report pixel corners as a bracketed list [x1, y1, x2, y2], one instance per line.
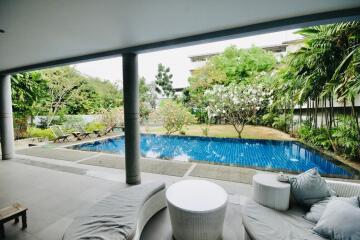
[63, 181, 165, 240]
[242, 199, 326, 240]
[305, 196, 359, 223]
[289, 168, 335, 207]
[313, 197, 360, 240]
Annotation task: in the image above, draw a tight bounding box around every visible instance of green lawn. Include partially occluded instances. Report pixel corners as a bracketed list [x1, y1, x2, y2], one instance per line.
[143, 124, 293, 141]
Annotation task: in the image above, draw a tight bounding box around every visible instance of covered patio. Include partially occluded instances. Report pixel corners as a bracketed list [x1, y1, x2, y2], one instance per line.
[1, 1, 360, 239]
[1, 154, 251, 240]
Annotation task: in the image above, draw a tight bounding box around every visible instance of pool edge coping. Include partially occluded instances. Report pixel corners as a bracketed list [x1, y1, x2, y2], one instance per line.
[63, 133, 360, 180]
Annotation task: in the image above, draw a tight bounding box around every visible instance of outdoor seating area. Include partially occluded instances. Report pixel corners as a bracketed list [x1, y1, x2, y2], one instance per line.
[1, 1, 360, 240]
[0, 156, 251, 240]
[243, 171, 360, 240]
[1, 154, 359, 240]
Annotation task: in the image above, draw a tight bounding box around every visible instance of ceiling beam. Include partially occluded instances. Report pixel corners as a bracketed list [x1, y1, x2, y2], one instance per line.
[1, 7, 359, 75]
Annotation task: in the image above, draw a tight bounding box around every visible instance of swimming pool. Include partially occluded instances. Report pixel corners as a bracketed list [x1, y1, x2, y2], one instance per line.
[70, 134, 355, 178]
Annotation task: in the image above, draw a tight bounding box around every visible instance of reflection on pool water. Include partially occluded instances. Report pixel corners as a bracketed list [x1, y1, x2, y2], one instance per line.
[69, 134, 355, 178]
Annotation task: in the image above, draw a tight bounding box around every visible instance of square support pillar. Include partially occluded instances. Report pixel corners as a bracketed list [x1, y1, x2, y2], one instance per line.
[0, 74, 15, 160]
[122, 53, 141, 185]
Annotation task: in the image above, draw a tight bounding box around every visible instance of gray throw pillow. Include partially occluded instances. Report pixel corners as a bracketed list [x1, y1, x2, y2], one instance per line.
[313, 198, 360, 240]
[305, 196, 359, 223]
[289, 168, 336, 206]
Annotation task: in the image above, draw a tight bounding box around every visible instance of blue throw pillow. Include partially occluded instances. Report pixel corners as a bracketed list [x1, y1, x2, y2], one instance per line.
[289, 168, 336, 207]
[313, 197, 360, 240]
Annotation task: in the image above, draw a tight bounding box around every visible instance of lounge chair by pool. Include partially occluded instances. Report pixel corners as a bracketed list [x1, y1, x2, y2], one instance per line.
[95, 124, 117, 137]
[50, 125, 71, 143]
[76, 125, 91, 139]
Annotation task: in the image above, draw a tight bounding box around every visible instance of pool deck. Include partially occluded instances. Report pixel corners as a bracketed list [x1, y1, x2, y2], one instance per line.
[15, 133, 360, 184]
[2, 134, 360, 239]
[16, 145, 259, 185]
[1, 133, 255, 239]
[1, 152, 252, 240]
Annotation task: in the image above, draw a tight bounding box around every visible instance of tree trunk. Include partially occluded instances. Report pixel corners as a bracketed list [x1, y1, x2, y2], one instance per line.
[329, 95, 333, 128]
[314, 98, 318, 128]
[299, 104, 302, 126]
[306, 100, 310, 122]
[320, 97, 324, 127]
[324, 95, 329, 129]
[350, 97, 360, 140]
[232, 123, 245, 138]
[331, 95, 336, 127]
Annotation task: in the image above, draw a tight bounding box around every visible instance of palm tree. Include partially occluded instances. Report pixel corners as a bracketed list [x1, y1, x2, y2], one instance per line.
[287, 22, 360, 133]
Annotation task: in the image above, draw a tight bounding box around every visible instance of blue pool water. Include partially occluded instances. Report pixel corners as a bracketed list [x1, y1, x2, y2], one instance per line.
[70, 134, 354, 178]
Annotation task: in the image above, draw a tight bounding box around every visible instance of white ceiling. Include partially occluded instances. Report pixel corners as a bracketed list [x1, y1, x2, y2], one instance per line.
[0, 0, 359, 73]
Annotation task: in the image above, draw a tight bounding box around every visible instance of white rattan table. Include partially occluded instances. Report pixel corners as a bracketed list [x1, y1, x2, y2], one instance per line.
[166, 180, 228, 240]
[252, 173, 290, 211]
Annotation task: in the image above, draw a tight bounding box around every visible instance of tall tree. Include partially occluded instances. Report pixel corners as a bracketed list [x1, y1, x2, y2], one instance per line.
[205, 83, 270, 138]
[11, 71, 48, 119]
[41, 66, 85, 127]
[11, 71, 48, 137]
[286, 22, 360, 133]
[155, 63, 175, 97]
[185, 46, 276, 122]
[139, 77, 151, 120]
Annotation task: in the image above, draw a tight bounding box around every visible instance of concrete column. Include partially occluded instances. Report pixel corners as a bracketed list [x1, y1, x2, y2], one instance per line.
[0, 75, 15, 160]
[122, 53, 141, 185]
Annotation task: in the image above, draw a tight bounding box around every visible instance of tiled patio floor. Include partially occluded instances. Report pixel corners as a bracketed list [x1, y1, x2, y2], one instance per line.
[0, 152, 252, 240]
[0, 160, 125, 240]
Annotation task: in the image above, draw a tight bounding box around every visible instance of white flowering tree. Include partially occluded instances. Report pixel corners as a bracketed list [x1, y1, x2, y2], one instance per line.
[205, 84, 270, 138]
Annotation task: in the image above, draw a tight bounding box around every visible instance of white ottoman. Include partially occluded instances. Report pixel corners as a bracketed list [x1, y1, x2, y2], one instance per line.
[166, 180, 228, 240]
[252, 174, 290, 211]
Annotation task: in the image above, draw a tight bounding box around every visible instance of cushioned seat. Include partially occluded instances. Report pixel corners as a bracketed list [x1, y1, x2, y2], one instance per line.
[242, 199, 326, 240]
[63, 181, 166, 240]
[243, 178, 360, 240]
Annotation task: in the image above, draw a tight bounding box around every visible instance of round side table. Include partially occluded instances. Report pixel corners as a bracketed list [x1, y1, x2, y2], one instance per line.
[252, 174, 290, 211]
[166, 180, 228, 240]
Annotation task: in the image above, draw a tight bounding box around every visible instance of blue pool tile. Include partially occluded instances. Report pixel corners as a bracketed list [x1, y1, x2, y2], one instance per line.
[69, 134, 355, 178]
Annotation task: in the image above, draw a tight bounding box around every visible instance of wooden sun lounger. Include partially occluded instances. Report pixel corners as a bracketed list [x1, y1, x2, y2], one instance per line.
[94, 124, 117, 137]
[76, 125, 91, 139]
[71, 132, 82, 141]
[50, 125, 71, 142]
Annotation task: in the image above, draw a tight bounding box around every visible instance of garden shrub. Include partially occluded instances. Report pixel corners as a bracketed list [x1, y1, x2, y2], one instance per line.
[101, 108, 124, 127]
[85, 121, 106, 132]
[156, 100, 196, 135]
[297, 121, 313, 142]
[261, 112, 276, 127]
[272, 115, 291, 133]
[311, 128, 333, 150]
[332, 116, 360, 160]
[297, 116, 360, 159]
[298, 121, 333, 150]
[27, 127, 55, 140]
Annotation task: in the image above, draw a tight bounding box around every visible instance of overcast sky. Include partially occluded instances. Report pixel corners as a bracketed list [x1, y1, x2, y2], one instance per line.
[74, 29, 301, 89]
